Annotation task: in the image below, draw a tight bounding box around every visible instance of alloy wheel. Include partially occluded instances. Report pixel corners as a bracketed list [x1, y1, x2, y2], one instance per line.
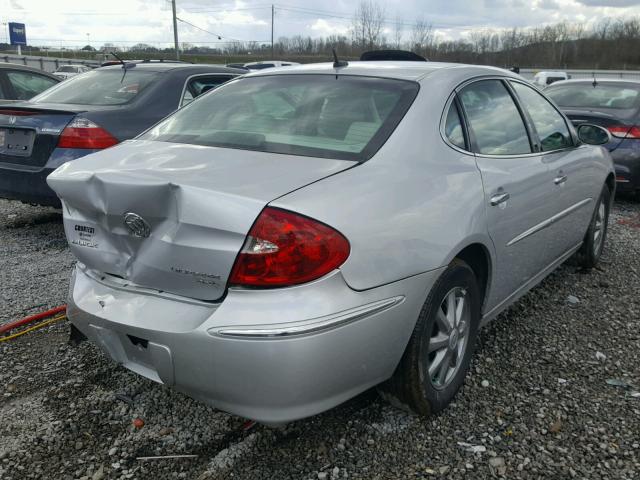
[427, 287, 470, 390]
[593, 197, 606, 256]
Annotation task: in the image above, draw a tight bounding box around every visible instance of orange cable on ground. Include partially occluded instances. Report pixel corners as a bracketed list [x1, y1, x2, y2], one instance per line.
[0, 305, 67, 335]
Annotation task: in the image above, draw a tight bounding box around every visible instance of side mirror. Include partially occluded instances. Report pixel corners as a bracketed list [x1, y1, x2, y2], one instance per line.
[577, 124, 611, 146]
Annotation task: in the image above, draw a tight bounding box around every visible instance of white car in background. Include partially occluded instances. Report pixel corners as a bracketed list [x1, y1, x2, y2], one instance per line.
[243, 60, 300, 71]
[533, 71, 570, 88]
[53, 65, 91, 80]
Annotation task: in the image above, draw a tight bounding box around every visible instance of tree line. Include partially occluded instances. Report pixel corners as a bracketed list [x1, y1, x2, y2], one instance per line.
[3, 0, 640, 69]
[115, 13, 640, 69]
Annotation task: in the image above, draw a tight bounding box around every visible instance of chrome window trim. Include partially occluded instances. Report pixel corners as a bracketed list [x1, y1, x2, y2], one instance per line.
[210, 296, 405, 339]
[441, 74, 581, 159]
[455, 75, 535, 156]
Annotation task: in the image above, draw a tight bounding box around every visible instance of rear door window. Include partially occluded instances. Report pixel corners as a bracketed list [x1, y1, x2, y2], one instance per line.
[6, 71, 58, 100]
[511, 81, 572, 152]
[30, 69, 157, 105]
[444, 102, 466, 150]
[459, 80, 532, 155]
[181, 75, 235, 107]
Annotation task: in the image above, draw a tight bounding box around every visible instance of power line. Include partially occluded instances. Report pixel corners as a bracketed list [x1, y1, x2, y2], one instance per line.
[273, 4, 482, 30]
[180, 6, 272, 14]
[176, 17, 269, 43]
[3, 9, 140, 16]
[23, 38, 267, 46]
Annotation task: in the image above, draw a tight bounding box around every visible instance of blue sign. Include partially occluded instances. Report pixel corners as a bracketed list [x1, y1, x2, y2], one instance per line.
[8, 23, 27, 46]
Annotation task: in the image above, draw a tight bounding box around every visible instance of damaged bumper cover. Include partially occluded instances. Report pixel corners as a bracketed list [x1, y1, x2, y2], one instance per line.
[67, 263, 442, 424]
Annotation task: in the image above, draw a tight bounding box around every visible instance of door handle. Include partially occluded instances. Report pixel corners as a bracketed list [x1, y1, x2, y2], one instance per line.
[490, 192, 510, 206]
[554, 174, 568, 185]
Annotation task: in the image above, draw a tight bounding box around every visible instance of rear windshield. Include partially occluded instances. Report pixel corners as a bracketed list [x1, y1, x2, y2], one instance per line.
[546, 77, 565, 85]
[142, 74, 419, 161]
[57, 66, 77, 73]
[246, 64, 275, 70]
[31, 69, 158, 106]
[546, 83, 640, 109]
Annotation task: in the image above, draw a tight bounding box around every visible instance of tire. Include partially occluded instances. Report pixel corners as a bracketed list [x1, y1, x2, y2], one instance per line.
[576, 184, 611, 269]
[382, 259, 481, 416]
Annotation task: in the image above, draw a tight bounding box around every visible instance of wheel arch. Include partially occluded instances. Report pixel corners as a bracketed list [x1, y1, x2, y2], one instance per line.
[451, 241, 493, 314]
[605, 172, 615, 197]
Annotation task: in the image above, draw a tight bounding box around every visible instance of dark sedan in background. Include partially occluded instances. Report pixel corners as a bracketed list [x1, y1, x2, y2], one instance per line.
[0, 63, 60, 104]
[0, 63, 243, 206]
[546, 79, 640, 198]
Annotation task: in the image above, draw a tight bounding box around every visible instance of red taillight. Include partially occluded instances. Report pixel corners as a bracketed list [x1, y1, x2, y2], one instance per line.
[608, 125, 640, 139]
[58, 118, 119, 149]
[229, 207, 350, 288]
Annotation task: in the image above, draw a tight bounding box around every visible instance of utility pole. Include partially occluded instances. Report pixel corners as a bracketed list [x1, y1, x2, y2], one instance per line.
[271, 5, 274, 58]
[171, 0, 180, 60]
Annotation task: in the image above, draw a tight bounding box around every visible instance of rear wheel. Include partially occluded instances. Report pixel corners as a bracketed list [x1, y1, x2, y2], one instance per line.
[382, 259, 481, 416]
[577, 185, 610, 269]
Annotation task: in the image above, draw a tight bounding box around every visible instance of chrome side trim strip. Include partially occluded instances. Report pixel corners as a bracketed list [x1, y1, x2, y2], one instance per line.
[211, 296, 405, 339]
[507, 198, 592, 247]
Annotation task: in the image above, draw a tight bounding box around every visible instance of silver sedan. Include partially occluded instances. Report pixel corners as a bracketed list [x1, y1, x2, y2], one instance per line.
[48, 61, 615, 424]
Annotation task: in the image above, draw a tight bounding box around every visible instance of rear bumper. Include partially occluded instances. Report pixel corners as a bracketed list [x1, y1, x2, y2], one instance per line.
[0, 167, 59, 206]
[611, 144, 640, 193]
[67, 264, 442, 424]
[0, 148, 98, 206]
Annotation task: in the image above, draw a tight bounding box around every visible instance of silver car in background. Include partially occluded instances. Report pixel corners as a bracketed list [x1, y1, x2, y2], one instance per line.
[48, 62, 615, 424]
[53, 64, 92, 80]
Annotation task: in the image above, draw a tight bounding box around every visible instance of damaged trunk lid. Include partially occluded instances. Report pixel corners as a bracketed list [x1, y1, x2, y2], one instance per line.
[48, 140, 354, 301]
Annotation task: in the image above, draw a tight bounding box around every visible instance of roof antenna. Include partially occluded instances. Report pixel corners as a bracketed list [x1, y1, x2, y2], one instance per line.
[332, 48, 348, 68]
[110, 51, 129, 83]
[592, 72, 598, 88]
[110, 51, 125, 67]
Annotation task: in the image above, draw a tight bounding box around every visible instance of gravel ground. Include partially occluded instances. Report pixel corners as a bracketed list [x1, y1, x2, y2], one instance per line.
[0, 197, 639, 480]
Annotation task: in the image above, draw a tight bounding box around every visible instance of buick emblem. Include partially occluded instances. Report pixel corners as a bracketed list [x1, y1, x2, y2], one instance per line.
[123, 212, 151, 238]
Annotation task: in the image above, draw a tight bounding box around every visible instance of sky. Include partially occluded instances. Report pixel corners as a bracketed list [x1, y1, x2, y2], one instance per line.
[2, 0, 640, 49]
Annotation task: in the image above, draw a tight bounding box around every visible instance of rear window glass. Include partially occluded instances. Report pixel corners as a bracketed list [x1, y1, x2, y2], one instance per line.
[6, 71, 58, 100]
[546, 77, 565, 85]
[246, 64, 275, 70]
[57, 66, 77, 73]
[30, 69, 158, 106]
[142, 75, 419, 161]
[546, 83, 640, 109]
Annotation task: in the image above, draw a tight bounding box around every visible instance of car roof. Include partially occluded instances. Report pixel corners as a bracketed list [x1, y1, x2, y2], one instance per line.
[535, 71, 568, 75]
[243, 61, 519, 82]
[0, 62, 60, 79]
[245, 60, 299, 64]
[548, 78, 640, 86]
[97, 63, 244, 74]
